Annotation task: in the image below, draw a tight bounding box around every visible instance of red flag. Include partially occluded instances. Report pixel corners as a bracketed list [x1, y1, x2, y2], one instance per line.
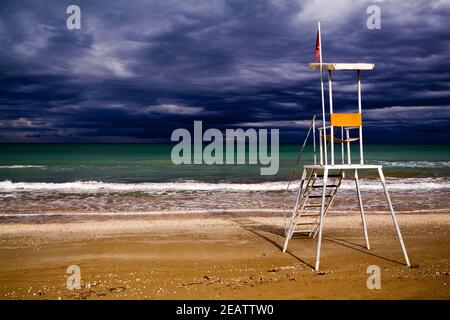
[315, 30, 320, 63]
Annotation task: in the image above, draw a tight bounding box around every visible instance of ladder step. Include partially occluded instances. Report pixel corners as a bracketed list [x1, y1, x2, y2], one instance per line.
[293, 230, 313, 234]
[296, 222, 319, 225]
[316, 174, 342, 178]
[300, 213, 320, 217]
[308, 195, 332, 199]
[304, 204, 322, 208]
[311, 184, 339, 188]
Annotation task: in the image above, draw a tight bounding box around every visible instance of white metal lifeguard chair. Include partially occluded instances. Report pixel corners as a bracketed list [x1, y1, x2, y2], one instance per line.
[283, 23, 411, 271]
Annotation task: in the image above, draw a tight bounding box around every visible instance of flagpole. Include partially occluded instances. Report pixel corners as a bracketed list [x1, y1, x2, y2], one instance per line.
[318, 21, 327, 165]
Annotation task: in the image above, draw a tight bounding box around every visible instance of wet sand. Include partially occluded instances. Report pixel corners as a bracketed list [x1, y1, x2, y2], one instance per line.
[0, 212, 449, 299]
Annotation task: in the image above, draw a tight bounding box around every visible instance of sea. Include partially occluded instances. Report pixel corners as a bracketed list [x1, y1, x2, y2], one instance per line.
[0, 144, 449, 218]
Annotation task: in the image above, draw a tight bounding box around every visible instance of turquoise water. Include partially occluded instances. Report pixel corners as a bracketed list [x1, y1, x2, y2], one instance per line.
[0, 144, 448, 215]
[0, 144, 449, 183]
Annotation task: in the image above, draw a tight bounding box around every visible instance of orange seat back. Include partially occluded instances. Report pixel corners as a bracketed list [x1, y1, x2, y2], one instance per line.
[330, 113, 362, 127]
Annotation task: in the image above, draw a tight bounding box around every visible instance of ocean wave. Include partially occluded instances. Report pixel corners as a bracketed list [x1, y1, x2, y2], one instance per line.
[0, 161, 448, 171]
[0, 165, 46, 169]
[0, 180, 285, 192]
[374, 161, 450, 168]
[0, 178, 448, 193]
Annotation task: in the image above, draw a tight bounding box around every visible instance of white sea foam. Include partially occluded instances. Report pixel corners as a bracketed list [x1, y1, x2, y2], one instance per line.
[0, 165, 46, 169]
[0, 161, 448, 169]
[0, 178, 448, 193]
[374, 161, 450, 168]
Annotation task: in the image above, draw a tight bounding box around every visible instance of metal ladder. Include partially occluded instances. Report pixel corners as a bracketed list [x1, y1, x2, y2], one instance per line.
[283, 169, 343, 252]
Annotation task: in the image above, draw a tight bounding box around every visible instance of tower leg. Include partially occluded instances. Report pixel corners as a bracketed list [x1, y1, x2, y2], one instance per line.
[377, 167, 411, 267]
[354, 169, 370, 250]
[315, 168, 328, 271]
[283, 168, 307, 252]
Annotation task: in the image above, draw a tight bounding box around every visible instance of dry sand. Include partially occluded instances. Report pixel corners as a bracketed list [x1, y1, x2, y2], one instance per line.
[0, 212, 449, 299]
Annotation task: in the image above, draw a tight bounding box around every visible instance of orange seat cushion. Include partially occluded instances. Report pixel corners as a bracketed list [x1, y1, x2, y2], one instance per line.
[330, 113, 362, 127]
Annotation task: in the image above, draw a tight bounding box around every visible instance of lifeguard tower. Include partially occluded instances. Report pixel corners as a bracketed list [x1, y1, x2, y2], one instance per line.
[282, 23, 411, 271]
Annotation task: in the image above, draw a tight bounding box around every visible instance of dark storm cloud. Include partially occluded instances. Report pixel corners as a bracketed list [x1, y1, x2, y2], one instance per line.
[0, 0, 449, 142]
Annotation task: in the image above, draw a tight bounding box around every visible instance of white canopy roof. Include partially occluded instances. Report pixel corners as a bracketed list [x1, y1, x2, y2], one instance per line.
[308, 63, 374, 71]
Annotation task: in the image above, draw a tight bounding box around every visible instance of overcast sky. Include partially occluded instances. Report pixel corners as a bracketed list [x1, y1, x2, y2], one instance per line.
[0, 0, 449, 143]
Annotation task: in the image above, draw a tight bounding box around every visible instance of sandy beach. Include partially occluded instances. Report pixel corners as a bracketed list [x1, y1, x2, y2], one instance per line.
[0, 211, 449, 300]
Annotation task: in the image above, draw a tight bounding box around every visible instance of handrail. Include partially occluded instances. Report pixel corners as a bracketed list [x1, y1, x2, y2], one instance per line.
[283, 115, 316, 233]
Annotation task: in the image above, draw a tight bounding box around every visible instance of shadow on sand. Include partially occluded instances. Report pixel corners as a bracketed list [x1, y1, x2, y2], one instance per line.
[230, 216, 407, 269]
